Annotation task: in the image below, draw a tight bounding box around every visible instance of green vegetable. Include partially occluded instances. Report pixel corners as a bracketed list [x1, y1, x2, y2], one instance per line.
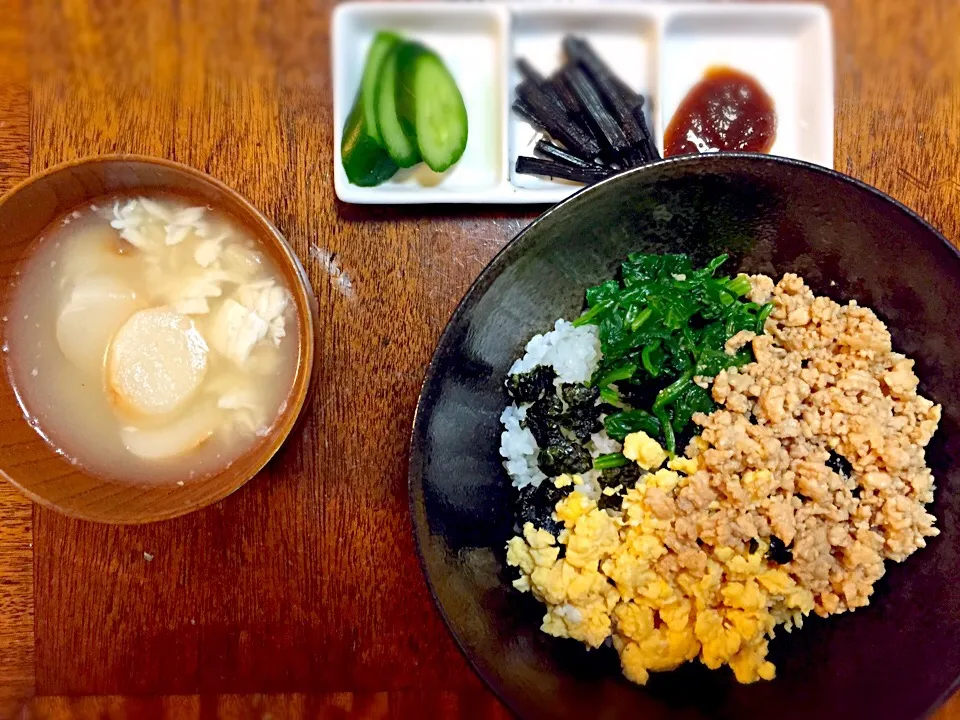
[655, 407, 676, 454]
[573, 299, 614, 327]
[363, 32, 402, 145]
[640, 340, 662, 376]
[341, 32, 401, 186]
[343, 32, 469, 185]
[375, 43, 421, 167]
[671, 383, 715, 434]
[756, 302, 774, 333]
[725, 274, 753, 298]
[652, 370, 693, 413]
[593, 453, 629, 470]
[341, 103, 399, 186]
[630, 306, 652, 332]
[604, 409, 660, 442]
[396, 42, 468, 173]
[576, 253, 768, 450]
[594, 362, 637, 389]
[599, 387, 622, 406]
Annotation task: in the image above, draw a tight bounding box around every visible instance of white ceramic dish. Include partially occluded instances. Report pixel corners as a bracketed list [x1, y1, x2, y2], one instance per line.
[332, 2, 833, 205]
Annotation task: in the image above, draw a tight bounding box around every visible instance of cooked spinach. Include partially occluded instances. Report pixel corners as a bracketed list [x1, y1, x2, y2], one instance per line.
[593, 452, 629, 470]
[574, 253, 771, 453]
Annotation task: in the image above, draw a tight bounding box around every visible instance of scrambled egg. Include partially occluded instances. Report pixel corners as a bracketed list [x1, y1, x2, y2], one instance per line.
[623, 430, 667, 470]
[506, 433, 815, 686]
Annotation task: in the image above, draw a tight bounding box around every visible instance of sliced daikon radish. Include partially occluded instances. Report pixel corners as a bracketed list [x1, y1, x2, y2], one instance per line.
[60, 224, 130, 281]
[108, 307, 209, 416]
[120, 404, 222, 460]
[56, 274, 141, 375]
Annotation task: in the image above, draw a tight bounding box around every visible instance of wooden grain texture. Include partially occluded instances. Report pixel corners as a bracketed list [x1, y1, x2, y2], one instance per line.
[0, 0, 35, 716]
[17, 690, 960, 720]
[831, 0, 960, 243]
[23, 692, 515, 720]
[26, 0, 531, 700]
[0, 0, 956, 717]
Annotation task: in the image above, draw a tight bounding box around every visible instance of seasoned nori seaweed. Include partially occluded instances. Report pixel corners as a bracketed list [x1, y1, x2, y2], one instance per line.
[826, 449, 854, 478]
[767, 535, 793, 565]
[505, 365, 557, 403]
[515, 479, 573, 536]
[539, 438, 593, 477]
[523, 394, 566, 447]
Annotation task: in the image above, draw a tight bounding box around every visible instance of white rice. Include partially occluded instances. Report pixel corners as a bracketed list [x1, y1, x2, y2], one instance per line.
[576, 469, 603, 501]
[590, 431, 622, 456]
[508, 319, 601, 384]
[499, 405, 546, 489]
[500, 319, 605, 489]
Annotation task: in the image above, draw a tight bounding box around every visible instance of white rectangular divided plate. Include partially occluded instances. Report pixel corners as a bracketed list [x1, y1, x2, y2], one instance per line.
[332, 2, 833, 205]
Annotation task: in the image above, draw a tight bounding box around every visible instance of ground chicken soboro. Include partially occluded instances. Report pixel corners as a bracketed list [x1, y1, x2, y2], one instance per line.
[506, 273, 941, 684]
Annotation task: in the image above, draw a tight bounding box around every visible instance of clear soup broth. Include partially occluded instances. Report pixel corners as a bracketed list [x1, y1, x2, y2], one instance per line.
[3, 194, 300, 485]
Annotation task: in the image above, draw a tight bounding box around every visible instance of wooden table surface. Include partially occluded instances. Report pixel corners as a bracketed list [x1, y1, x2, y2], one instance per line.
[0, 0, 958, 718]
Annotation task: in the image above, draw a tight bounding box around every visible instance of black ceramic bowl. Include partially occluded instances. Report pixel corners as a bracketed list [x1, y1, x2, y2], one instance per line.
[409, 154, 960, 720]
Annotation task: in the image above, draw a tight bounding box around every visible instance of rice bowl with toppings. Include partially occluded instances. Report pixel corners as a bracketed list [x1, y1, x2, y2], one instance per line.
[500, 253, 941, 685]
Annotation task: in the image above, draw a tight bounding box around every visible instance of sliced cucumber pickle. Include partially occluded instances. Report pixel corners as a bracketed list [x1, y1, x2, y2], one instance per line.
[375, 44, 421, 168]
[396, 43, 468, 173]
[341, 102, 398, 187]
[341, 32, 401, 186]
[362, 32, 401, 146]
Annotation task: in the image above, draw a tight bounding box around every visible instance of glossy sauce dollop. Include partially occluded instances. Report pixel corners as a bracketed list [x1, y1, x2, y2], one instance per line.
[664, 67, 776, 157]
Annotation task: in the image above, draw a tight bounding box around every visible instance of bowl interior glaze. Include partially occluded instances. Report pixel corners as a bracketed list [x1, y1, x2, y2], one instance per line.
[410, 154, 960, 720]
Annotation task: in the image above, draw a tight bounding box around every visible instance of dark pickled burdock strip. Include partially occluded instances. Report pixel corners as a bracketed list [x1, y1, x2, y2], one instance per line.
[512, 97, 540, 127]
[562, 66, 632, 164]
[512, 36, 662, 183]
[549, 72, 583, 115]
[562, 36, 647, 167]
[631, 103, 662, 161]
[534, 138, 594, 169]
[516, 59, 569, 114]
[515, 156, 611, 184]
[516, 81, 602, 160]
[562, 35, 640, 109]
[547, 74, 604, 151]
[516, 57, 548, 87]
